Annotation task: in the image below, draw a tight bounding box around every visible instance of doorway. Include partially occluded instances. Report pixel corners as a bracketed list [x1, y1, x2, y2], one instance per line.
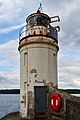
[34, 86, 47, 113]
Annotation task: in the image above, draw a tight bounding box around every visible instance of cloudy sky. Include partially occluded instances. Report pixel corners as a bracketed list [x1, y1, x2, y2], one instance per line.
[0, 0, 80, 89]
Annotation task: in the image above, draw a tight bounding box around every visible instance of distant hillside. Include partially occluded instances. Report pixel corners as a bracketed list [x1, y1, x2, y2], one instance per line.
[0, 89, 20, 94]
[62, 89, 80, 94]
[0, 89, 80, 94]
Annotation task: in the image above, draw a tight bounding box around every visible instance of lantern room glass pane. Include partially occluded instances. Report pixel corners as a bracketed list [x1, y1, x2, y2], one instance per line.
[27, 15, 50, 27]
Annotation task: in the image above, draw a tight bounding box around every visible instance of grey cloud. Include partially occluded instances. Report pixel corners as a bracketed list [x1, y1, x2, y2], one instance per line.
[59, 81, 80, 89]
[0, 74, 20, 89]
[0, 75, 7, 81]
[58, 49, 80, 89]
[0, 2, 3, 7]
[0, 40, 20, 89]
[60, 6, 80, 48]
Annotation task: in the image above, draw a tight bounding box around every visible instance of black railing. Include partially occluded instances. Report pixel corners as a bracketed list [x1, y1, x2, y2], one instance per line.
[19, 25, 27, 40]
[19, 25, 58, 41]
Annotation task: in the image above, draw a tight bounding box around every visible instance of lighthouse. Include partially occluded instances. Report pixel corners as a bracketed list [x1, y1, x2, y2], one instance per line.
[18, 7, 60, 119]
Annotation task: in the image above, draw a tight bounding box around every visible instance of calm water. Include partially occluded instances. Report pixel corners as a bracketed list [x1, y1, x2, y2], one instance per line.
[0, 94, 20, 119]
[71, 94, 80, 97]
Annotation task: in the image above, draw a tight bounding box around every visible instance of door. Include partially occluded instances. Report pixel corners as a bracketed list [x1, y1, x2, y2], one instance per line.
[34, 86, 47, 113]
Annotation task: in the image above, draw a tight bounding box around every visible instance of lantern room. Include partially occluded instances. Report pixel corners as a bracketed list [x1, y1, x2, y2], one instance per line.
[19, 10, 60, 42]
[26, 12, 50, 27]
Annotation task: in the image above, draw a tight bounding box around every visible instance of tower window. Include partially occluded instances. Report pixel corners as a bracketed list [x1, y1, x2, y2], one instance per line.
[24, 52, 28, 66]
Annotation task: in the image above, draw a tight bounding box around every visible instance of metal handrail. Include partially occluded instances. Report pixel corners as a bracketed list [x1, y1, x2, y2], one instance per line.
[19, 25, 49, 40]
[19, 25, 27, 40]
[19, 25, 58, 42]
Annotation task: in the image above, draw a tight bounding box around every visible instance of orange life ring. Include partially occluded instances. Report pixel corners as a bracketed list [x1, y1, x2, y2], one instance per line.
[50, 93, 62, 112]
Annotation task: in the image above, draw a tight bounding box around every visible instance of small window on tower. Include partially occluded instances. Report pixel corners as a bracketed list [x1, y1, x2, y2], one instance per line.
[24, 52, 28, 66]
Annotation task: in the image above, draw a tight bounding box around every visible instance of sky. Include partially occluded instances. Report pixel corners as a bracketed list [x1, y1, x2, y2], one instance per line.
[0, 0, 80, 89]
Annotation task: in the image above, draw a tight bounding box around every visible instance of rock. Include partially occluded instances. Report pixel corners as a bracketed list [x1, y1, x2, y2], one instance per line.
[1, 112, 21, 120]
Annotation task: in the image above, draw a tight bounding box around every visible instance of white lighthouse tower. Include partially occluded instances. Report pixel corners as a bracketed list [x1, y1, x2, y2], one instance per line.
[18, 7, 60, 119]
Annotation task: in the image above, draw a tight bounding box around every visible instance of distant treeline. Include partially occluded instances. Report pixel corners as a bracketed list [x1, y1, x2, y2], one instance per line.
[0, 89, 80, 94]
[0, 89, 20, 94]
[63, 89, 80, 94]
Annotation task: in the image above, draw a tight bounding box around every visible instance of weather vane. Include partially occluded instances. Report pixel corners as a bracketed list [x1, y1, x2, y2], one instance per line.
[37, 3, 43, 13]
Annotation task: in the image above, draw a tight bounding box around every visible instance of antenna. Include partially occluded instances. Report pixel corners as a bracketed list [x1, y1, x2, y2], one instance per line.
[37, 3, 43, 13]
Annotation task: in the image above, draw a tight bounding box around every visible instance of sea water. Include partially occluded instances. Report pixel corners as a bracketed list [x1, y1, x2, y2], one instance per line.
[0, 94, 20, 119]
